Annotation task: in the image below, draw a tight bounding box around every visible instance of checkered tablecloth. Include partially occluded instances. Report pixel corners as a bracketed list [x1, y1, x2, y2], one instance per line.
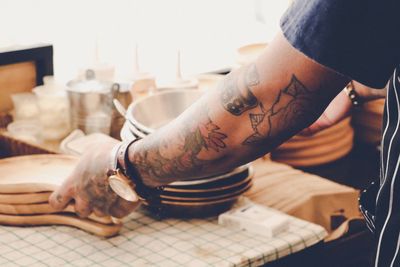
[0, 199, 327, 267]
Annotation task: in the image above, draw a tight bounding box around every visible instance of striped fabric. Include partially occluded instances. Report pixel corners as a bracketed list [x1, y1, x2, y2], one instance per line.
[374, 69, 400, 267]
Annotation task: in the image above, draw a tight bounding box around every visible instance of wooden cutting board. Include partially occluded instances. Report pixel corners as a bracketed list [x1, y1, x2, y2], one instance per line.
[0, 213, 121, 237]
[0, 154, 77, 193]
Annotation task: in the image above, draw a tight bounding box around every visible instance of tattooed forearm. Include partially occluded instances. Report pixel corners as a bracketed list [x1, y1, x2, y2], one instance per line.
[220, 64, 260, 115]
[130, 110, 228, 185]
[243, 75, 316, 145]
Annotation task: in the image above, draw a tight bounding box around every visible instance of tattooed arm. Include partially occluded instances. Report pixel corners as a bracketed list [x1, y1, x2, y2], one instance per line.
[49, 32, 349, 217]
[129, 32, 350, 187]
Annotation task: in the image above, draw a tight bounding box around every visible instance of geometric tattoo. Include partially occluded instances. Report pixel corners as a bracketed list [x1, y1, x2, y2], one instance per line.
[243, 75, 313, 145]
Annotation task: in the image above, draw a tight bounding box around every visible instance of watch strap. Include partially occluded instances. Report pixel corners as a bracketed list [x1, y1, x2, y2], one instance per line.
[116, 139, 165, 208]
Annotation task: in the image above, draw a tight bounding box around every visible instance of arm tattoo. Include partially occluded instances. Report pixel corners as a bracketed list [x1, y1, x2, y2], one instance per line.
[220, 64, 260, 115]
[243, 75, 315, 145]
[131, 111, 228, 183]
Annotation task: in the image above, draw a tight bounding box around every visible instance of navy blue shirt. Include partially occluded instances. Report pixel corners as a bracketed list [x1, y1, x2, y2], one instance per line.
[280, 1, 400, 266]
[280, 0, 400, 89]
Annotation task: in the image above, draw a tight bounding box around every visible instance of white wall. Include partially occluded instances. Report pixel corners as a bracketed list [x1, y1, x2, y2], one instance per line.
[0, 0, 290, 83]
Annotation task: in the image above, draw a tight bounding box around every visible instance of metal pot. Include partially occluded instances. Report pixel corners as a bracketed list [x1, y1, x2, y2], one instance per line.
[67, 70, 119, 134]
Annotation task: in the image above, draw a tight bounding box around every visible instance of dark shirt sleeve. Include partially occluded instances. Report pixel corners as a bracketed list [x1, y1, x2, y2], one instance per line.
[280, 0, 400, 88]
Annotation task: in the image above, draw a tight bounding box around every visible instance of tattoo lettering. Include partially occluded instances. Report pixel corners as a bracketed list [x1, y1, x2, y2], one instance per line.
[132, 111, 227, 182]
[220, 64, 260, 116]
[243, 75, 314, 145]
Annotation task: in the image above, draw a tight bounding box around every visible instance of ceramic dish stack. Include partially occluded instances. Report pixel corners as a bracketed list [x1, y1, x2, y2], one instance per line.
[352, 99, 384, 146]
[271, 117, 354, 167]
[119, 89, 253, 217]
[0, 155, 122, 237]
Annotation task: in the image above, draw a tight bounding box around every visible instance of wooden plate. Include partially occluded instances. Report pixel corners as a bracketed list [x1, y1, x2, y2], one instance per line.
[277, 126, 349, 151]
[0, 192, 51, 204]
[352, 113, 383, 130]
[0, 213, 121, 237]
[289, 117, 351, 142]
[272, 140, 353, 167]
[0, 155, 78, 193]
[273, 130, 354, 158]
[160, 180, 252, 202]
[363, 99, 385, 114]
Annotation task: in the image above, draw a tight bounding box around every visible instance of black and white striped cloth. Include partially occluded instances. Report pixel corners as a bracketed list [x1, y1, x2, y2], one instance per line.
[361, 69, 400, 267]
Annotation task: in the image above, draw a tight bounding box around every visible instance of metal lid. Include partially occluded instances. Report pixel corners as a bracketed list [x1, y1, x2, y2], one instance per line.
[66, 69, 114, 93]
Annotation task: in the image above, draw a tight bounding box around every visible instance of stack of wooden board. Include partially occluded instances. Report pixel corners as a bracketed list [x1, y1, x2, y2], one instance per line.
[271, 117, 354, 167]
[352, 99, 384, 145]
[0, 154, 122, 237]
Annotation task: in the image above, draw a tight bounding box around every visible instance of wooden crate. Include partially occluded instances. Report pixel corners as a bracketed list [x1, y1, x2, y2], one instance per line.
[0, 129, 55, 158]
[0, 44, 53, 126]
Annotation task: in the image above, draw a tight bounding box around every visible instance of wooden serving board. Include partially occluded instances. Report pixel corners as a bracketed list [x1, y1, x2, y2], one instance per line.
[0, 203, 113, 225]
[0, 213, 121, 237]
[0, 154, 78, 193]
[0, 192, 51, 204]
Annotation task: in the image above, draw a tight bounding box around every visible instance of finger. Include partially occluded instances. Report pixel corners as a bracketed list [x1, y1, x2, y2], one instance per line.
[74, 196, 92, 218]
[49, 180, 75, 211]
[109, 197, 141, 218]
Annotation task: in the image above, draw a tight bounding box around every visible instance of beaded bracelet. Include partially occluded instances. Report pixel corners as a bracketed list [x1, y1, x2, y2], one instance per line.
[344, 81, 362, 107]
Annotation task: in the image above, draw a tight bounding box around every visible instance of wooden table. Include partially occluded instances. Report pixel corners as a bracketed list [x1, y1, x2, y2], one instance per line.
[265, 141, 378, 267]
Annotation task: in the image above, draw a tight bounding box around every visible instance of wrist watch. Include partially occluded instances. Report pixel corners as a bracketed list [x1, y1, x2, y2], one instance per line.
[107, 140, 140, 202]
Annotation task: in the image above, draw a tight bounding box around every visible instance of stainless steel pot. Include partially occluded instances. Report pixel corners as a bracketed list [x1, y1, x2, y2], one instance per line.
[67, 70, 119, 134]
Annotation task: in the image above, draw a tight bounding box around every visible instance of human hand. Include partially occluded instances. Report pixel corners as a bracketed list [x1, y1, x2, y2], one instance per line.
[49, 139, 140, 218]
[300, 89, 352, 135]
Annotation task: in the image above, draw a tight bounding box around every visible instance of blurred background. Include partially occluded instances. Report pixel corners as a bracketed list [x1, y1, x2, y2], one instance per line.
[0, 0, 290, 83]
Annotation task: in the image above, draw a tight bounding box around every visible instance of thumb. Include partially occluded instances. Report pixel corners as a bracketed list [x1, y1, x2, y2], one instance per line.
[49, 177, 75, 211]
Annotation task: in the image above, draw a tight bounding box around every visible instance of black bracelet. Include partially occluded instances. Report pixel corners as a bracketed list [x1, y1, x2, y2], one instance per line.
[344, 81, 362, 107]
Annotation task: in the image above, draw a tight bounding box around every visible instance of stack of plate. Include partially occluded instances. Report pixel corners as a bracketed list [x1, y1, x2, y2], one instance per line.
[271, 117, 354, 167]
[148, 165, 253, 217]
[352, 99, 384, 145]
[120, 89, 253, 217]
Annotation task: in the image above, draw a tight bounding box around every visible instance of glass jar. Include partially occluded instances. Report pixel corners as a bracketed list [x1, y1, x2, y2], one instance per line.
[33, 84, 71, 141]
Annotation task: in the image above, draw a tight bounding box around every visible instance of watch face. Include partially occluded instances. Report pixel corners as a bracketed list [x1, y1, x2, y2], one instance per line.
[108, 175, 139, 202]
